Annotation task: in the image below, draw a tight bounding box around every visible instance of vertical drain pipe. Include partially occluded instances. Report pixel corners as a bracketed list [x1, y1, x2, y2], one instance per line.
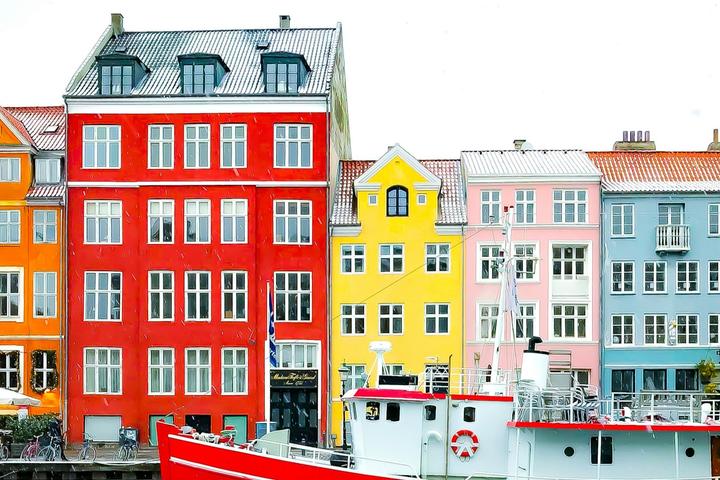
[444, 354, 452, 480]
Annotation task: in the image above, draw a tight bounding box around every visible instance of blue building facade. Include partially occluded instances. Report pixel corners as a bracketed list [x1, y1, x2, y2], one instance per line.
[591, 151, 720, 398]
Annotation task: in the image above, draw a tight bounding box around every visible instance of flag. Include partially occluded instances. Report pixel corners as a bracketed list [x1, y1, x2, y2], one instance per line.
[268, 283, 278, 368]
[505, 263, 519, 316]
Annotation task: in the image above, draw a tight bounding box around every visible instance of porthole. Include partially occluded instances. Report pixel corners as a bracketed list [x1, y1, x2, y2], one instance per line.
[564, 446, 574, 457]
[686, 448, 695, 458]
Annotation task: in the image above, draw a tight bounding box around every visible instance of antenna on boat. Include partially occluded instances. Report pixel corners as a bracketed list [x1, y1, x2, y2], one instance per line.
[369, 341, 392, 387]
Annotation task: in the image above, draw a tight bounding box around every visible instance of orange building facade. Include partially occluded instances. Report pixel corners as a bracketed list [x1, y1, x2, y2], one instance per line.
[0, 106, 65, 415]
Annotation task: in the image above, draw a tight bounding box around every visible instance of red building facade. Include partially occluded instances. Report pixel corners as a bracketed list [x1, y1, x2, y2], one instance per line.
[64, 14, 350, 446]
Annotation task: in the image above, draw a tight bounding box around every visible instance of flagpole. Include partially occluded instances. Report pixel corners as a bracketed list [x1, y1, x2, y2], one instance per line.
[490, 206, 514, 387]
[264, 280, 271, 434]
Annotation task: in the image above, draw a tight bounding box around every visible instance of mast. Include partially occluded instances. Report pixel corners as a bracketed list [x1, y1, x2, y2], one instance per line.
[490, 206, 513, 387]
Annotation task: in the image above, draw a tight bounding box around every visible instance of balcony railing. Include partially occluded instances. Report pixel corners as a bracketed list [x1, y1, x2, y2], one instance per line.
[656, 224, 690, 252]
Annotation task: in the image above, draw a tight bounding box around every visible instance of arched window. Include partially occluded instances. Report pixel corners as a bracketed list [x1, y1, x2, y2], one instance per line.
[387, 186, 408, 217]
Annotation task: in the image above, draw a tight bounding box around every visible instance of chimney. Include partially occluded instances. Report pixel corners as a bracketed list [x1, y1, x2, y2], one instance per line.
[613, 129, 656, 151]
[111, 13, 124, 37]
[708, 129, 720, 151]
[279, 15, 291, 29]
[513, 139, 533, 150]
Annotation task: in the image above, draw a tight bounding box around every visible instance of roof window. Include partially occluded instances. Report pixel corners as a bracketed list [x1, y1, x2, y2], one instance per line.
[178, 53, 229, 95]
[42, 125, 59, 134]
[262, 52, 310, 94]
[97, 53, 148, 95]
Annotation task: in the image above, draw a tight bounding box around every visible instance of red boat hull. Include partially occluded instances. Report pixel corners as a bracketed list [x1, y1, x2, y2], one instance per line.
[157, 422, 397, 480]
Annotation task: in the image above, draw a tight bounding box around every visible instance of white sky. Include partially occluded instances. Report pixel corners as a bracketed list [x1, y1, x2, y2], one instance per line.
[2, 0, 720, 158]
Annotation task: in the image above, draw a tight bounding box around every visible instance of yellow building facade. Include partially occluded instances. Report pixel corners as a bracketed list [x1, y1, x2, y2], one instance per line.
[329, 145, 466, 443]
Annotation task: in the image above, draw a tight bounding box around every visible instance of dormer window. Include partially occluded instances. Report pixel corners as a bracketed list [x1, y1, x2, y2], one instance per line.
[178, 54, 229, 95]
[262, 52, 310, 94]
[387, 186, 409, 217]
[35, 158, 61, 184]
[97, 54, 148, 95]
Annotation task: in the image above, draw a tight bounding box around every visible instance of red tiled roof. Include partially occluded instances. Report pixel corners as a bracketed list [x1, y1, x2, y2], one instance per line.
[4, 106, 65, 151]
[588, 151, 720, 192]
[26, 184, 65, 202]
[0, 106, 34, 145]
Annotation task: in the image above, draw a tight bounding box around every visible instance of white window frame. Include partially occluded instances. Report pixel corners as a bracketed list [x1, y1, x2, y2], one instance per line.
[274, 124, 312, 168]
[480, 190, 501, 224]
[184, 124, 210, 169]
[368, 195, 378, 206]
[347, 364, 366, 390]
[378, 304, 404, 335]
[83, 347, 122, 394]
[33, 210, 57, 244]
[0, 210, 20, 244]
[710, 261, 720, 294]
[476, 304, 499, 341]
[148, 271, 174, 322]
[185, 271, 211, 322]
[340, 304, 365, 336]
[33, 272, 56, 318]
[274, 272, 312, 322]
[675, 314, 699, 345]
[84, 201, 122, 245]
[424, 303, 450, 335]
[276, 342, 318, 369]
[184, 199, 211, 244]
[611, 204, 635, 237]
[221, 199, 248, 244]
[552, 245, 587, 280]
[148, 199, 174, 244]
[32, 350, 56, 391]
[514, 303, 537, 340]
[221, 347, 248, 395]
[84, 272, 122, 322]
[644, 261, 667, 294]
[477, 244, 501, 282]
[515, 189, 535, 224]
[220, 124, 247, 168]
[35, 158, 60, 184]
[676, 261, 699, 294]
[340, 244, 365, 274]
[551, 304, 589, 340]
[644, 314, 666, 345]
[185, 347, 211, 395]
[0, 269, 22, 322]
[417, 193, 427, 205]
[514, 243, 537, 281]
[0, 349, 21, 391]
[221, 271, 247, 322]
[82, 125, 121, 169]
[611, 314, 634, 345]
[147, 125, 174, 169]
[710, 204, 720, 237]
[611, 261, 635, 294]
[710, 314, 720, 345]
[379, 244, 404, 274]
[553, 189, 588, 224]
[148, 348, 174, 395]
[425, 243, 450, 273]
[273, 200, 311, 245]
[0, 158, 20, 182]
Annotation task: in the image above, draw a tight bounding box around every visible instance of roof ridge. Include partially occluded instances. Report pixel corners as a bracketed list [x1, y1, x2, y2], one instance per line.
[4, 105, 64, 110]
[462, 149, 583, 153]
[122, 27, 337, 34]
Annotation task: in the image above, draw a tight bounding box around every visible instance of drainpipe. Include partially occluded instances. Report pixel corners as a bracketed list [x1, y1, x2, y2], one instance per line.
[443, 354, 452, 480]
[325, 91, 332, 448]
[62, 101, 69, 440]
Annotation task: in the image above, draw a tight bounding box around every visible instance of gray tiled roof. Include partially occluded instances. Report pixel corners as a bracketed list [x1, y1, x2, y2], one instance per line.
[462, 150, 601, 178]
[331, 159, 467, 226]
[66, 27, 340, 97]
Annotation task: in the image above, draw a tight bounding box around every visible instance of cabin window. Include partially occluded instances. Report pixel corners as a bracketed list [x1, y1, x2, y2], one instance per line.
[564, 447, 574, 457]
[351, 403, 357, 420]
[365, 401, 380, 421]
[686, 448, 695, 458]
[386, 403, 400, 422]
[424, 405, 436, 421]
[463, 407, 476, 422]
[590, 437, 612, 464]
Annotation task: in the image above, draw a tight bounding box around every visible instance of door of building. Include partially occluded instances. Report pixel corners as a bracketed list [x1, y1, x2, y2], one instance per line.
[222, 415, 248, 444]
[149, 414, 174, 446]
[712, 436, 720, 477]
[269, 369, 319, 446]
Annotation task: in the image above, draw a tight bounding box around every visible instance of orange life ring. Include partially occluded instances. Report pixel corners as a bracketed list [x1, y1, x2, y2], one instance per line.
[450, 429, 479, 458]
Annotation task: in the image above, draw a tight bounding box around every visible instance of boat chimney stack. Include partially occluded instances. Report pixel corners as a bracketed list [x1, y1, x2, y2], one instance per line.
[520, 336, 549, 388]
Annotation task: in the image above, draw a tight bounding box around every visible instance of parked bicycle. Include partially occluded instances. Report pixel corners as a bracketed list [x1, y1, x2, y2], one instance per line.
[0, 430, 11, 460]
[77, 433, 97, 461]
[115, 427, 138, 461]
[20, 434, 42, 461]
[38, 435, 62, 461]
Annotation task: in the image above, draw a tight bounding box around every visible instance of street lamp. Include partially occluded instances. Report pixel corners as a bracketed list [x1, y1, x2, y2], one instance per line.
[338, 364, 350, 450]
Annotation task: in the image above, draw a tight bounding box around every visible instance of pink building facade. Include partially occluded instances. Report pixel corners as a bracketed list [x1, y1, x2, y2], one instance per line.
[462, 149, 602, 384]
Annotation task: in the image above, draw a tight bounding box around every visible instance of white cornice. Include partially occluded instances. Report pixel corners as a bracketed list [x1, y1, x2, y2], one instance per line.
[353, 183, 381, 192]
[68, 180, 328, 188]
[435, 225, 463, 235]
[0, 145, 36, 154]
[414, 181, 441, 192]
[331, 225, 361, 236]
[66, 96, 329, 114]
[467, 175, 601, 184]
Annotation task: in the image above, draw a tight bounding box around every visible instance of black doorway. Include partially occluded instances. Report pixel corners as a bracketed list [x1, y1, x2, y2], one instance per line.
[270, 388, 318, 446]
[185, 414, 211, 433]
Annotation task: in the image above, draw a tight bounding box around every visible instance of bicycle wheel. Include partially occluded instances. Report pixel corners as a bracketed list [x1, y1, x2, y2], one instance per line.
[86, 445, 97, 462]
[38, 446, 53, 461]
[127, 447, 137, 461]
[0, 445, 8, 461]
[20, 444, 31, 461]
[115, 446, 127, 461]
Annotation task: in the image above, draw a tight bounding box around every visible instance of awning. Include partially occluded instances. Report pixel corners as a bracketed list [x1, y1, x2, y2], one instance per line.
[0, 388, 40, 406]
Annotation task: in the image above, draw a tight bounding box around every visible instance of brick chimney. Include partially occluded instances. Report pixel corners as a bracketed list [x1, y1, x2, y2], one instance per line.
[111, 13, 124, 37]
[613, 130, 656, 151]
[513, 139, 533, 150]
[279, 15, 291, 29]
[708, 129, 720, 151]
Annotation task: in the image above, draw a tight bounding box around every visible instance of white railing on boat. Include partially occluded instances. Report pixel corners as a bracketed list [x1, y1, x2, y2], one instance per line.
[610, 391, 720, 423]
[466, 473, 720, 480]
[420, 368, 516, 395]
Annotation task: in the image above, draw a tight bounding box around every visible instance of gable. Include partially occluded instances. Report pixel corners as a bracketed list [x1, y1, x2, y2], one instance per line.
[354, 144, 441, 191]
[0, 110, 32, 146]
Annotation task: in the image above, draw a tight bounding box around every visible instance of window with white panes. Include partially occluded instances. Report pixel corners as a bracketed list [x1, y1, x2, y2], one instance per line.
[148, 200, 173, 244]
[379, 304, 403, 335]
[84, 272, 121, 321]
[0, 211, 20, 244]
[148, 348, 174, 395]
[552, 246, 586, 279]
[644, 315, 666, 345]
[274, 124, 312, 168]
[222, 271, 247, 321]
[184, 125, 210, 168]
[480, 191, 500, 224]
[552, 304, 588, 339]
[84, 348, 121, 394]
[185, 272, 210, 321]
[277, 343, 317, 369]
[478, 245, 501, 281]
[611, 204, 634, 237]
[148, 271, 173, 321]
[340, 304, 365, 335]
[340, 245, 365, 274]
[515, 190, 535, 224]
[379, 244, 404, 273]
[612, 315, 634, 345]
[33, 272, 56, 318]
[710, 204, 719, 236]
[347, 364, 366, 390]
[611, 262, 634, 293]
[221, 200, 247, 243]
[35, 158, 60, 183]
[0, 272, 20, 320]
[677, 261, 699, 293]
[710, 261, 720, 293]
[553, 190, 587, 223]
[425, 303, 449, 334]
[385, 364, 404, 376]
[0, 351, 20, 391]
[148, 125, 174, 168]
[477, 304, 499, 341]
[515, 304, 536, 339]
[676, 314, 699, 345]
[644, 262, 667, 293]
[185, 348, 211, 394]
[274, 200, 311, 244]
[659, 204, 684, 225]
[514, 244, 536, 280]
[33, 210, 56, 243]
[0, 158, 19, 182]
[185, 200, 210, 243]
[221, 348, 248, 394]
[710, 314, 720, 345]
[84, 201, 121, 244]
[275, 272, 311, 322]
[83, 126, 121, 168]
[32, 350, 57, 391]
[220, 124, 246, 168]
[426, 244, 450, 272]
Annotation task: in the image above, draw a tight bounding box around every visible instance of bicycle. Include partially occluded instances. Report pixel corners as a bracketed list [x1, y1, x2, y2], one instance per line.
[0, 430, 10, 460]
[115, 428, 138, 461]
[38, 435, 61, 461]
[20, 434, 42, 461]
[77, 433, 97, 462]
